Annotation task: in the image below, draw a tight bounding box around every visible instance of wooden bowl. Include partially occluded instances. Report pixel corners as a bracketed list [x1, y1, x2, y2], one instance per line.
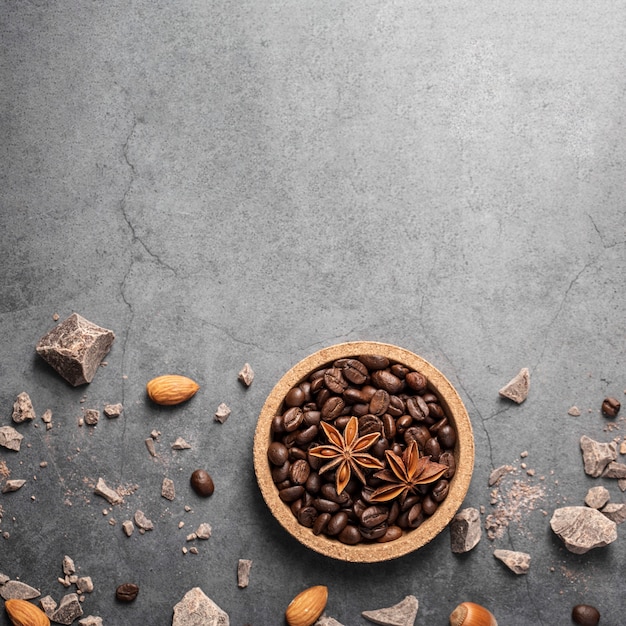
[253, 341, 474, 562]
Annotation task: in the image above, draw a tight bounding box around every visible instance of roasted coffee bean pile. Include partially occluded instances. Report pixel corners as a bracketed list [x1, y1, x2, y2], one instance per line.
[268, 355, 458, 545]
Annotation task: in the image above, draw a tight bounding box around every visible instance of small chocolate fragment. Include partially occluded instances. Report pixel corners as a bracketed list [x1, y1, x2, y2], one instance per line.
[77, 576, 94, 593]
[12, 392, 36, 423]
[600, 502, 626, 524]
[449, 507, 482, 553]
[134, 510, 154, 531]
[601, 461, 626, 479]
[78, 617, 104, 626]
[115, 583, 139, 603]
[195, 523, 212, 539]
[493, 549, 531, 574]
[580, 435, 617, 477]
[40, 595, 57, 617]
[1, 479, 25, 493]
[172, 587, 229, 626]
[51, 593, 83, 625]
[103, 403, 123, 418]
[0, 580, 40, 600]
[601, 396, 621, 418]
[36, 313, 115, 386]
[550, 506, 617, 553]
[41, 408, 53, 430]
[237, 559, 252, 588]
[172, 437, 191, 450]
[214, 403, 231, 423]
[83, 409, 100, 426]
[122, 520, 134, 537]
[361, 595, 419, 626]
[572, 604, 600, 626]
[0, 426, 23, 451]
[315, 618, 345, 626]
[584, 486, 610, 509]
[145, 438, 157, 457]
[94, 477, 122, 505]
[498, 367, 530, 404]
[238, 363, 254, 387]
[568, 406, 581, 416]
[162, 477, 176, 501]
[488, 465, 514, 486]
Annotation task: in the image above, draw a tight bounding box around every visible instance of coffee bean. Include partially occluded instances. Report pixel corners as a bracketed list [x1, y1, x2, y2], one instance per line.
[424, 437, 441, 460]
[116, 583, 139, 602]
[295, 424, 319, 446]
[382, 414, 397, 438]
[289, 459, 311, 485]
[343, 359, 369, 384]
[439, 450, 456, 479]
[378, 525, 403, 542]
[267, 441, 289, 466]
[190, 469, 214, 497]
[352, 403, 370, 416]
[426, 402, 445, 420]
[338, 524, 362, 544]
[305, 471, 321, 494]
[271, 461, 290, 483]
[284, 386, 305, 407]
[279, 485, 305, 502]
[360, 385, 377, 401]
[313, 498, 341, 513]
[303, 410, 321, 426]
[404, 425, 431, 447]
[343, 387, 368, 404]
[358, 414, 383, 436]
[321, 396, 345, 420]
[326, 511, 349, 536]
[358, 355, 389, 370]
[571, 604, 600, 626]
[360, 505, 389, 528]
[601, 397, 621, 417]
[312, 512, 331, 535]
[315, 388, 331, 409]
[431, 479, 449, 503]
[390, 364, 409, 378]
[438, 424, 456, 449]
[321, 483, 352, 506]
[422, 495, 438, 516]
[283, 407, 304, 432]
[406, 395, 429, 420]
[297, 506, 318, 528]
[369, 389, 390, 415]
[371, 370, 404, 394]
[324, 367, 347, 393]
[387, 395, 405, 417]
[359, 523, 388, 540]
[288, 446, 307, 462]
[405, 371, 427, 392]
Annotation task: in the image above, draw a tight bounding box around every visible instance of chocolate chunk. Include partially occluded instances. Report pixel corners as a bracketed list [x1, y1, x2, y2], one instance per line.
[600, 503, 626, 524]
[362, 595, 419, 626]
[83, 409, 100, 426]
[122, 520, 134, 537]
[2, 479, 26, 493]
[0, 580, 41, 600]
[493, 549, 531, 574]
[580, 435, 617, 477]
[214, 403, 231, 423]
[601, 461, 626, 479]
[584, 486, 610, 509]
[238, 363, 254, 387]
[172, 587, 230, 626]
[103, 403, 123, 418]
[39, 595, 57, 617]
[78, 617, 104, 626]
[162, 477, 176, 501]
[134, 510, 153, 531]
[172, 437, 191, 450]
[315, 618, 345, 626]
[449, 507, 482, 553]
[237, 559, 252, 588]
[36, 313, 115, 386]
[498, 367, 530, 403]
[488, 465, 515, 486]
[12, 392, 36, 423]
[195, 523, 212, 539]
[94, 477, 122, 506]
[51, 593, 83, 624]
[550, 506, 617, 553]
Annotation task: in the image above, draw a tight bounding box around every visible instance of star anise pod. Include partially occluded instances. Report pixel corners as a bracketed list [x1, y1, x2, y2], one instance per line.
[370, 440, 448, 505]
[309, 416, 385, 494]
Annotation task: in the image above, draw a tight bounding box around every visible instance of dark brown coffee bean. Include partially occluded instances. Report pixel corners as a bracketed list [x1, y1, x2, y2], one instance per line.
[267, 441, 289, 466]
[439, 450, 456, 479]
[369, 437, 389, 459]
[360, 385, 377, 401]
[334, 415, 351, 430]
[279, 485, 305, 502]
[395, 414, 413, 432]
[326, 511, 349, 535]
[305, 471, 321, 494]
[377, 525, 403, 542]
[423, 437, 441, 460]
[406, 395, 429, 420]
[343, 387, 368, 404]
[358, 355, 389, 370]
[360, 505, 389, 528]
[190, 469, 214, 497]
[572, 604, 600, 626]
[422, 494, 438, 516]
[359, 523, 388, 540]
[405, 371, 428, 392]
[400, 493, 421, 512]
[431, 478, 449, 502]
[297, 506, 318, 528]
[352, 403, 370, 416]
[371, 370, 404, 394]
[271, 414, 285, 434]
[288, 446, 307, 462]
[426, 402, 445, 420]
[321, 396, 345, 420]
[601, 397, 621, 417]
[315, 387, 331, 409]
[387, 500, 400, 525]
[312, 512, 331, 535]
[289, 459, 311, 485]
[382, 414, 397, 439]
[387, 395, 405, 417]
[320, 483, 352, 506]
[282, 406, 304, 432]
[303, 410, 321, 426]
[313, 498, 340, 513]
[310, 373, 325, 393]
[438, 424, 457, 449]
[290, 498, 303, 516]
[271, 461, 290, 483]
[295, 424, 319, 446]
[369, 389, 390, 415]
[406, 502, 424, 528]
[358, 414, 383, 436]
[116, 583, 139, 602]
[390, 364, 409, 378]
[338, 524, 362, 544]
[404, 425, 431, 447]
[422, 392, 438, 403]
[342, 359, 369, 384]
[324, 367, 347, 393]
[284, 386, 305, 407]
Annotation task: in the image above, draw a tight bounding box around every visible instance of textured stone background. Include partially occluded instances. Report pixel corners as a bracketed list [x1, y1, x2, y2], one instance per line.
[1, 1, 625, 624]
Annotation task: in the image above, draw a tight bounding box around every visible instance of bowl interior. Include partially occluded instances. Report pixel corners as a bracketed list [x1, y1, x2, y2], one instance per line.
[253, 341, 474, 562]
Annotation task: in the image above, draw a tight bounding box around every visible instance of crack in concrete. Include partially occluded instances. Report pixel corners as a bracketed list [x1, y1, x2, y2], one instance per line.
[588, 213, 626, 249]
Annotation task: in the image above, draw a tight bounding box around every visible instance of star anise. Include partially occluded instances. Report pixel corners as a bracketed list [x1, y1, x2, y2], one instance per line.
[370, 440, 448, 505]
[309, 416, 385, 494]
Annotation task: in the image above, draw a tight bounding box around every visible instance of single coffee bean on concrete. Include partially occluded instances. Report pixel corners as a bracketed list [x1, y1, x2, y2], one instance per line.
[116, 583, 139, 602]
[601, 396, 621, 417]
[190, 469, 214, 497]
[571, 604, 600, 626]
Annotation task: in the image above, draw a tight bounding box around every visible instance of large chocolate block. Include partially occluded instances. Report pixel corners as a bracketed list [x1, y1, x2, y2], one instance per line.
[36, 313, 115, 386]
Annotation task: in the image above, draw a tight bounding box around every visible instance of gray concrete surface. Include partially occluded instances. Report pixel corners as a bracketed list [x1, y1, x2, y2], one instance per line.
[1, 1, 625, 624]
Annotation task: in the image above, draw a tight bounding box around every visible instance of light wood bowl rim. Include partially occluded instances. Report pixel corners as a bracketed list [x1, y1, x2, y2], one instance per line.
[253, 341, 474, 562]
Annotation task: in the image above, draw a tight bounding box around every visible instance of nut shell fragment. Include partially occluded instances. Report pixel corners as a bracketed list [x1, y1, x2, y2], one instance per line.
[285, 586, 328, 626]
[146, 375, 200, 406]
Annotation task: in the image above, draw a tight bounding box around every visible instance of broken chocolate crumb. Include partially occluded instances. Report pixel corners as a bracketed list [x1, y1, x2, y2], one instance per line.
[134, 510, 153, 531]
[493, 549, 530, 574]
[584, 486, 610, 509]
[498, 367, 530, 404]
[40, 595, 57, 617]
[0, 426, 23, 451]
[103, 403, 123, 418]
[449, 507, 481, 553]
[568, 406, 581, 417]
[12, 392, 36, 423]
[1, 479, 26, 493]
[94, 477, 123, 506]
[161, 478, 175, 501]
[145, 438, 157, 457]
[214, 403, 231, 423]
[195, 523, 212, 540]
[122, 520, 134, 537]
[172, 588, 229, 626]
[580, 435, 617, 477]
[362, 595, 419, 626]
[488, 465, 515, 486]
[238, 363, 254, 387]
[171, 437, 191, 450]
[51, 592, 83, 625]
[237, 559, 252, 588]
[600, 503, 626, 524]
[83, 409, 100, 426]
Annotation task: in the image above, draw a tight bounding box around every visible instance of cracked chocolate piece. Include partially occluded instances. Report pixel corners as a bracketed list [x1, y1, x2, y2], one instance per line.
[172, 437, 191, 450]
[94, 477, 122, 505]
[83, 409, 100, 426]
[214, 403, 231, 423]
[103, 403, 123, 418]
[498, 368, 530, 403]
[600, 503, 626, 524]
[51, 592, 83, 625]
[78, 617, 104, 626]
[238, 363, 254, 387]
[162, 477, 176, 501]
[172, 587, 229, 626]
[580, 436, 616, 477]
[450, 507, 482, 553]
[36, 313, 115, 386]
[12, 392, 36, 423]
[0, 580, 41, 600]
[488, 465, 514, 486]
[584, 486, 610, 509]
[550, 506, 617, 554]
[134, 510, 154, 531]
[1, 479, 26, 493]
[601, 461, 626, 479]
[362, 595, 419, 626]
[493, 549, 531, 574]
[237, 559, 252, 588]
[315, 618, 345, 626]
[40, 595, 57, 617]
[0, 426, 23, 451]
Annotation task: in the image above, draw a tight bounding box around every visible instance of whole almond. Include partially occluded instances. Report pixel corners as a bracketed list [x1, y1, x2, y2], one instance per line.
[146, 375, 200, 406]
[285, 585, 328, 626]
[5, 599, 50, 626]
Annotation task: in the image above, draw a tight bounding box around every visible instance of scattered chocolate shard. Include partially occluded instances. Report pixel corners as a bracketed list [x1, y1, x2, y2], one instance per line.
[162, 477, 176, 501]
[0, 580, 41, 600]
[41, 408, 53, 430]
[62, 555, 76, 576]
[619, 479, 626, 492]
[83, 409, 100, 426]
[580, 435, 617, 477]
[103, 403, 123, 418]
[122, 520, 134, 537]
[2, 479, 26, 493]
[145, 438, 157, 457]
[195, 523, 212, 539]
[78, 617, 103, 626]
[172, 587, 230, 626]
[601, 461, 626, 479]
[315, 617, 345, 626]
[77, 576, 94, 593]
[550, 506, 617, 554]
[601, 503, 626, 524]
[498, 368, 530, 404]
[238, 363, 254, 387]
[40, 594, 57, 617]
[493, 549, 531, 574]
[488, 465, 515, 486]
[172, 437, 191, 450]
[450, 507, 482, 553]
[214, 403, 231, 423]
[584, 486, 610, 509]
[36, 313, 115, 386]
[362, 595, 419, 626]
[12, 392, 36, 423]
[0, 426, 23, 451]
[568, 406, 581, 416]
[134, 510, 154, 531]
[94, 477, 122, 505]
[237, 559, 252, 588]
[51, 592, 83, 625]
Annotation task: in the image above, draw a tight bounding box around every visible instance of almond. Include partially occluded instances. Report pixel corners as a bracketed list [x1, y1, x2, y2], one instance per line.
[146, 375, 200, 406]
[285, 585, 328, 626]
[5, 598, 50, 626]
